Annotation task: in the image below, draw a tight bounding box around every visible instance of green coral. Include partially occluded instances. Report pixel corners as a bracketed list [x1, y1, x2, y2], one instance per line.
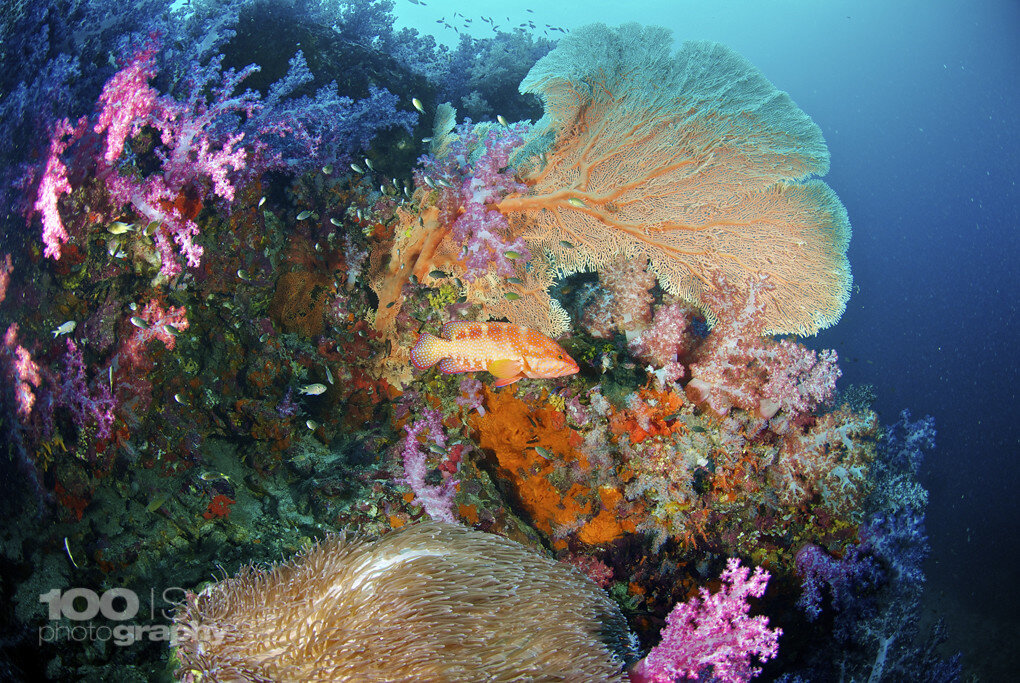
[427, 283, 460, 310]
[580, 340, 615, 365]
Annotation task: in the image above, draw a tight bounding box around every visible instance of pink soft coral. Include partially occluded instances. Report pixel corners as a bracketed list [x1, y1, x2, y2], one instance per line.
[34, 38, 256, 279]
[93, 37, 160, 165]
[99, 45, 256, 278]
[629, 303, 698, 387]
[685, 273, 839, 418]
[418, 121, 532, 280]
[118, 299, 189, 368]
[34, 117, 87, 259]
[2, 324, 41, 418]
[759, 339, 840, 417]
[582, 255, 658, 338]
[630, 558, 781, 683]
[400, 408, 458, 524]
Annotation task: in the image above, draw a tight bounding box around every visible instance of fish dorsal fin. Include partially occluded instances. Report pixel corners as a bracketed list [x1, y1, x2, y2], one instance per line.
[439, 357, 486, 374]
[488, 359, 523, 382]
[441, 321, 476, 340]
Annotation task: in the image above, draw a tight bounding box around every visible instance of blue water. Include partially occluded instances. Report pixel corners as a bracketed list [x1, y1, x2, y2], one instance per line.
[691, 1, 1020, 673]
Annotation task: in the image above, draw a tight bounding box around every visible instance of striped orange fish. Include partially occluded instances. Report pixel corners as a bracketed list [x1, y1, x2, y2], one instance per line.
[410, 321, 579, 387]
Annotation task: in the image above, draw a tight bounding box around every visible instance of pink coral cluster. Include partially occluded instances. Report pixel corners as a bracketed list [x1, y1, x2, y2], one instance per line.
[100, 44, 257, 278]
[455, 377, 486, 416]
[118, 299, 189, 368]
[562, 552, 614, 588]
[578, 258, 698, 388]
[2, 324, 41, 418]
[34, 117, 87, 259]
[582, 255, 658, 338]
[400, 408, 458, 524]
[767, 406, 879, 511]
[685, 273, 840, 419]
[630, 558, 781, 683]
[628, 303, 698, 387]
[417, 121, 532, 279]
[759, 340, 841, 417]
[94, 38, 160, 165]
[111, 299, 189, 419]
[34, 37, 258, 279]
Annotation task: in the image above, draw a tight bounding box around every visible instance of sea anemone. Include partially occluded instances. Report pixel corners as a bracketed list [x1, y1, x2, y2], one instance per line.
[171, 521, 637, 681]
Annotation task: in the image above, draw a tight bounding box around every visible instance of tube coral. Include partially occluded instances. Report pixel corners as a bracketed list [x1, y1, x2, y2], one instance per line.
[171, 522, 636, 681]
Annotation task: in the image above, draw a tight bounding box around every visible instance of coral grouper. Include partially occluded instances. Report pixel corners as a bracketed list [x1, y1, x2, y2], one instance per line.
[410, 321, 578, 386]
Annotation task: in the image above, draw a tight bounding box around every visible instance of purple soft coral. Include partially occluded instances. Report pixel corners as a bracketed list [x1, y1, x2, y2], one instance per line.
[420, 120, 532, 280]
[795, 543, 882, 621]
[54, 339, 117, 441]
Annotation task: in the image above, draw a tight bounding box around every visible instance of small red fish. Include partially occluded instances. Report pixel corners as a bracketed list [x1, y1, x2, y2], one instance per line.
[410, 321, 579, 387]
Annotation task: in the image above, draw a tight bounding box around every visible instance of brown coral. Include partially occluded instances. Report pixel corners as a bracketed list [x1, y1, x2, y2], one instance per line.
[269, 269, 330, 338]
[172, 521, 635, 681]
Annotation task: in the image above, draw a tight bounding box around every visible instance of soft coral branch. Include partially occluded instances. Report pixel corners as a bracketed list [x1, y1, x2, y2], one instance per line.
[400, 408, 458, 524]
[93, 36, 159, 165]
[685, 273, 839, 419]
[33, 117, 87, 259]
[630, 558, 781, 683]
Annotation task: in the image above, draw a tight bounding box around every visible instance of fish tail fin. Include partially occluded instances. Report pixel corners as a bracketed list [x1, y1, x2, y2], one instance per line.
[410, 333, 446, 370]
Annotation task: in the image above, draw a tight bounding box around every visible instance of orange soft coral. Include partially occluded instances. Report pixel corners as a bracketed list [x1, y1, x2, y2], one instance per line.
[608, 388, 686, 445]
[470, 387, 592, 541]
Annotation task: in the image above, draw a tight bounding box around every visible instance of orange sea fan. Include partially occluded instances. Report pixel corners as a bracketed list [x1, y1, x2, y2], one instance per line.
[497, 23, 852, 336]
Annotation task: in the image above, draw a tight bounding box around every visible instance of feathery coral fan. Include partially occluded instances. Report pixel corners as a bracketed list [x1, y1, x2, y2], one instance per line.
[499, 23, 852, 336]
[171, 522, 636, 681]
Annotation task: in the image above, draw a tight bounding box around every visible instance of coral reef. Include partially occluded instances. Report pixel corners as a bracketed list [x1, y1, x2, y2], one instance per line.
[502, 23, 852, 337]
[0, 6, 960, 681]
